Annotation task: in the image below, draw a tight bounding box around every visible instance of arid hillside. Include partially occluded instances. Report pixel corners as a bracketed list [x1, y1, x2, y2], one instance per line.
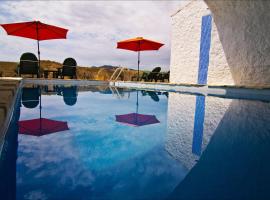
[0, 60, 142, 81]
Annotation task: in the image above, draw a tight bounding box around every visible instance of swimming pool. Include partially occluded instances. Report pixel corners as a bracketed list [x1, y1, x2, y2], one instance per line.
[1, 83, 270, 199]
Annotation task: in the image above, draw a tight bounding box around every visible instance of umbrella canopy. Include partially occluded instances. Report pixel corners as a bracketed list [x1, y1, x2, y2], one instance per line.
[0, 21, 68, 40]
[116, 113, 160, 127]
[19, 118, 69, 136]
[117, 37, 164, 52]
[117, 37, 164, 81]
[0, 21, 68, 77]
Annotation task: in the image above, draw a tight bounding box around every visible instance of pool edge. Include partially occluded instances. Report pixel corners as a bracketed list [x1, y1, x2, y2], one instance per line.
[111, 81, 270, 101]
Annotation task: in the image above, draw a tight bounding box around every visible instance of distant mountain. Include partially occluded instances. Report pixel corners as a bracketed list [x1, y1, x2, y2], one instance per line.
[98, 65, 119, 70]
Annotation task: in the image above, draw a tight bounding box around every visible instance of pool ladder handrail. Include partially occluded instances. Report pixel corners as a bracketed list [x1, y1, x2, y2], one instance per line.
[109, 66, 126, 82]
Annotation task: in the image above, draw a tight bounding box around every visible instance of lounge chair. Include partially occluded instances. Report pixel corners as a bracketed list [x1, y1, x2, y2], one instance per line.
[158, 71, 170, 82]
[18, 52, 39, 78]
[141, 67, 161, 82]
[131, 71, 146, 81]
[59, 58, 77, 79]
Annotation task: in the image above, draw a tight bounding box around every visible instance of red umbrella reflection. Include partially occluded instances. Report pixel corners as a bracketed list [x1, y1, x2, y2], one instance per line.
[19, 118, 69, 136]
[115, 91, 160, 127]
[116, 113, 159, 127]
[19, 87, 69, 136]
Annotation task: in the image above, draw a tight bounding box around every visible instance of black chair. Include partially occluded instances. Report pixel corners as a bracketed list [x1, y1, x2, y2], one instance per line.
[18, 53, 39, 77]
[60, 58, 77, 79]
[21, 87, 40, 109]
[144, 67, 161, 82]
[158, 71, 170, 82]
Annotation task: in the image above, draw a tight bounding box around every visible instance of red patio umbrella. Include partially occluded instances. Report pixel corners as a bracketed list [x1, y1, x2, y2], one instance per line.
[117, 37, 164, 81]
[0, 21, 68, 77]
[115, 91, 160, 127]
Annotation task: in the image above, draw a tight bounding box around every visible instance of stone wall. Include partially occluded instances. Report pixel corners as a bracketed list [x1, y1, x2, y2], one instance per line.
[170, 0, 270, 87]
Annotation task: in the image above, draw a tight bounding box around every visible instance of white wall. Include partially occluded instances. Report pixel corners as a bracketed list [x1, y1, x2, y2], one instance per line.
[170, 1, 210, 84]
[170, 0, 270, 87]
[205, 0, 270, 87]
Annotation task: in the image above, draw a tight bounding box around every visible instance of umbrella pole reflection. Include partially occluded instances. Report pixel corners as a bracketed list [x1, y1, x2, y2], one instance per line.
[39, 87, 42, 133]
[19, 86, 69, 136]
[136, 90, 139, 124]
[115, 90, 160, 127]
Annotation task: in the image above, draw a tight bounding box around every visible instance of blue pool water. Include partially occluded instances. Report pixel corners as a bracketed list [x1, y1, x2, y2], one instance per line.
[1, 84, 270, 200]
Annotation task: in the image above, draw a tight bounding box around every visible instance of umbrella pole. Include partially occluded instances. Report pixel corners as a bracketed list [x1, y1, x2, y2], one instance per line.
[36, 21, 41, 78]
[136, 90, 139, 114]
[37, 40, 41, 78]
[137, 51, 140, 81]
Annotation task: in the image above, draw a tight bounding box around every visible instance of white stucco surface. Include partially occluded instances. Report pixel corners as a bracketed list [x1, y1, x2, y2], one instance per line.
[207, 23, 234, 85]
[170, 1, 210, 84]
[170, 0, 270, 87]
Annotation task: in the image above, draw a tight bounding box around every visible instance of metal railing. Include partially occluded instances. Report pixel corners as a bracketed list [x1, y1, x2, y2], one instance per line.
[109, 66, 126, 82]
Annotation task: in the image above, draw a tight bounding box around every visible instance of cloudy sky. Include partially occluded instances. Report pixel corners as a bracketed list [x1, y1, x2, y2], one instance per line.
[0, 1, 182, 70]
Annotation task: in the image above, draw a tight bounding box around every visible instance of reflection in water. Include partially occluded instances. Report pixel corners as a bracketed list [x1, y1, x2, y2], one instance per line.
[62, 86, 78, 106]
[1, 85, 269, 199]
[141, 90, 160, 102]
[20, 85, 70, 137]
[167, 94, 270, 199]
[0, 95, 20, 200]
[21, 85, 79, 107]
[16, 87, 182, 200]
[19, 118, 69, 137]
[115, 91, 160, 127]
[166, 94, 231, 169]
[21, 86, 40, 109]
[192, 95, 205, 156]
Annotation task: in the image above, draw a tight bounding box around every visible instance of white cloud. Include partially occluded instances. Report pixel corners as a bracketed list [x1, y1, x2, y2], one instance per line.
[0, 1, 182, 70]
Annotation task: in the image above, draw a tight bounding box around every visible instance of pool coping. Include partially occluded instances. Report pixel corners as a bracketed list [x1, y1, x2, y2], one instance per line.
[0, 79, 22, 156]
[111, 81, 270, 101]
[22, 78, 109, 86]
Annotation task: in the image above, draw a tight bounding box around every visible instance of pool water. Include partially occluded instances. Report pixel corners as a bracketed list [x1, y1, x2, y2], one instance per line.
[1, 84, 270, 200]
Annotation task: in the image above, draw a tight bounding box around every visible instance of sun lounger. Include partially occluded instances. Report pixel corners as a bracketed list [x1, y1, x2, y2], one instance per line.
[158, 71, 170, 82]
[141, 67, 161, 82]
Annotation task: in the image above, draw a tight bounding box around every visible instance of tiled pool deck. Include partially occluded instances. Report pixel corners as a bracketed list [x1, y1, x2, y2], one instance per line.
[0, 77, 270, 156]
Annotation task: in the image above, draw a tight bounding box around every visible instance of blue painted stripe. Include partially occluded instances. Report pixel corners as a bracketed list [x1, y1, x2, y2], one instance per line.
[197, 14, 212, 85]
[192, 95, 206, 156]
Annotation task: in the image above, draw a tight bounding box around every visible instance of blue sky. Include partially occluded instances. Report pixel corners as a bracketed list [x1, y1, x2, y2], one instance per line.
[0, 1, 182, 70]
